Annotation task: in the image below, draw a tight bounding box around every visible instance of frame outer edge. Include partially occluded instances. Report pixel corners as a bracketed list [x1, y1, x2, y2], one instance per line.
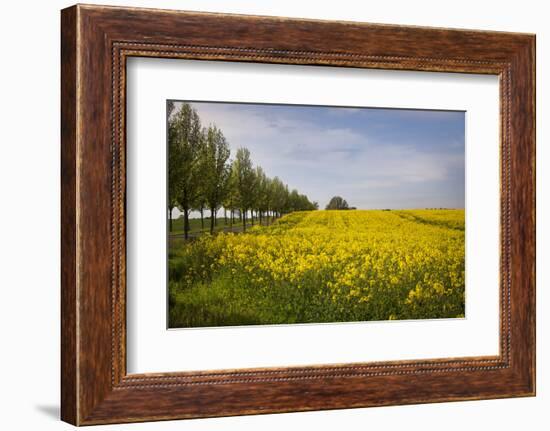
[507, 35, 536, 396]
[523, 34, 536, 395]
[61, 4, 536, 425]
[527, 35, 536, 395]
[531, 34, 536, 396]
[61, 4, 80, 426]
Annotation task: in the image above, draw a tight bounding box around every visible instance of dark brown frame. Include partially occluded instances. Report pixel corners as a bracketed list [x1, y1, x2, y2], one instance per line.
[61, 4, 536, 426]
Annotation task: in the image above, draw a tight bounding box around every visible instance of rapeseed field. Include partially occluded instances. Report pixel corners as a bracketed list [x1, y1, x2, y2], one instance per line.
[168, 210, 465, 328]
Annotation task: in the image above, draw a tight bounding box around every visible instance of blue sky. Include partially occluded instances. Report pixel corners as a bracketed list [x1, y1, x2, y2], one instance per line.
[174, 101, 465, 210]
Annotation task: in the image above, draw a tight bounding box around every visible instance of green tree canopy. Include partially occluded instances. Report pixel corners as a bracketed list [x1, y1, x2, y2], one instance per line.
[325, 196, 350, 210]
[168, 103, 320, 236]
[233, 147, 256, 230]
[169, 102, 203, 238]
[203, 125, 231, 233]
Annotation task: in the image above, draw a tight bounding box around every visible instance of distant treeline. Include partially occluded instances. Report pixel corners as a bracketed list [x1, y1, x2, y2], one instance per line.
[325, 196, 355, 210]
[168, 102, 318, 238]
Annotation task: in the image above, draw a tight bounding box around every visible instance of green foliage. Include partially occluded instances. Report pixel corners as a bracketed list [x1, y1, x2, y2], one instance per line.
[203, 125, 231, 232]
[232, 147, 256, 219]
[168, 102, 204, 238]
[325, 196, 349, 210]
[167, 102, 318, 236]
[270, 177, 288, 217]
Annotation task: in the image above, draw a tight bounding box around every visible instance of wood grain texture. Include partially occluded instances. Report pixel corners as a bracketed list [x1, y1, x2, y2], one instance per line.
[60, 5, 78, 425]
[60, 4, 535, 425]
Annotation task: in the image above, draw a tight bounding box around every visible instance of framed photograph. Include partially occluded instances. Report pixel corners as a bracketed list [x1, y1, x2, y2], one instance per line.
[61, 4, 535, 425]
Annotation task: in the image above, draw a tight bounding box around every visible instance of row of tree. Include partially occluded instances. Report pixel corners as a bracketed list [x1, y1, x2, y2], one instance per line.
[168, 102, 318, 239]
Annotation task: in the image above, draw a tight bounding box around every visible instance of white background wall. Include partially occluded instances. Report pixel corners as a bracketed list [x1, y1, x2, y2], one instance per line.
[0, 0, 546, 429]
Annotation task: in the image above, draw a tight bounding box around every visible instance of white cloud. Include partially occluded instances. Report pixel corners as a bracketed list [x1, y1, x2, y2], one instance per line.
[174, 101, 464, 209]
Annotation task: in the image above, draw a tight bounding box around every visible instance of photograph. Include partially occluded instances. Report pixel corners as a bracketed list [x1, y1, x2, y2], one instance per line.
[167, 101, 466, 328]
[51, 2, 536, 426]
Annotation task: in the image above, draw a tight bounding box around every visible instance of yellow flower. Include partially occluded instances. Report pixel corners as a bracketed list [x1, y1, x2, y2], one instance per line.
[172, 209, 465, 320]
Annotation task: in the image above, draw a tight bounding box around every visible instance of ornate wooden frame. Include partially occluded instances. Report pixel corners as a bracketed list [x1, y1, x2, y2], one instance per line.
[61, 4, 535, 425]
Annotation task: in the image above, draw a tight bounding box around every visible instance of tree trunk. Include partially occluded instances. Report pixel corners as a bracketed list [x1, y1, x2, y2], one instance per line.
[230, 209, 234, 228]
[251, 210, 254, 226]
[210, 207, 215, 234]
[200, 207, 204, 230]
[242, 209, 247, 232]
[169, 207, 173, 232]
[183, 208, 190, 240]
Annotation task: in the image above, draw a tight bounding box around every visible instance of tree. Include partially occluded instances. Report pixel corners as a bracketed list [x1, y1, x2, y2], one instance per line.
[288, 188, 301, 212]
[191, 133, 209, 231]
[233, 148, 256, 231]
[264, 177, 275, 223]
[325, 196, 350, 210]
[167, 100, 175, 118]
[170, 103, 203, 239]
[193, 195, 208, 231]
[270, 177, 287, 219]
[169, 102, 320, 238]
[203, 125, 231, 234]
[167, 102, 180, 232]
[253, 166, 268, 225]
[223, 162, 240, 229]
